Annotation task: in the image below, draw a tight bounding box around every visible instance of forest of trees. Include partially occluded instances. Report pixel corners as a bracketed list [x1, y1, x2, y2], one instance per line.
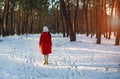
[0, 0, 120, 45]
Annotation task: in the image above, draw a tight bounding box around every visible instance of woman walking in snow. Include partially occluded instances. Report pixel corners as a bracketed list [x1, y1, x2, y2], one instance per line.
[39, 26, 52, 65]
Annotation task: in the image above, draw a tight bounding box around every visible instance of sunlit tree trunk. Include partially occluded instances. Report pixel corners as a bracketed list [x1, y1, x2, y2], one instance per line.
[115, 27, 120, 45]
[102, 0, 108, 39]
[89, 3, 94, 38]
[115, 0, 120, 45]
[108, 0, 115, 39]
[96, 0, 101, 44]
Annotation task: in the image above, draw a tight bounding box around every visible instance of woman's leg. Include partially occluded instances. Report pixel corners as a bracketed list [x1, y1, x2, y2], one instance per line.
[46, 55, 48, 64]
[43, 55, 48, 64]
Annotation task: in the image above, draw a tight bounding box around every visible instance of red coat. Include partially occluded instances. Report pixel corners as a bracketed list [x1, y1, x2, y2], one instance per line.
[39, 32, 52, 55]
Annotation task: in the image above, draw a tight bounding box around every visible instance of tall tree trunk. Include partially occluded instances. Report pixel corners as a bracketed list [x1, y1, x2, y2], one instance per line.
[17, 1, 21, 35]
[3, 0, 9, 36]
[10, 0, 15, 35]
[60, 7, 66, 37]
[83, 0, 89, 36]
[0, 16, 3, 36]
[108, 0, 115, 39]
[96, 0, 101, 44]
[115, 0, 120, 45]
[25, 11, 28, 34]
[90, 7, 93, 38]
[115, 27, 120, 45]
[74, 0, 79, 35]
[29, 9, 33, 34]
[30, 16, 33, 34]
[51, 0, 56, 33]
[60, 0, 76, 41]
[56, 5, 60, 33]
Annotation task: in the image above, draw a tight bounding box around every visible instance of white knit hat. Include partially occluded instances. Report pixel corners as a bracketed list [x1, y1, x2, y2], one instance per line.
[43, 26, 49, 32]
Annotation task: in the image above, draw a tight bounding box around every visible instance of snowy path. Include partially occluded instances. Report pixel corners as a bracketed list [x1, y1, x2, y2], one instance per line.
[0, 34, 120, 79]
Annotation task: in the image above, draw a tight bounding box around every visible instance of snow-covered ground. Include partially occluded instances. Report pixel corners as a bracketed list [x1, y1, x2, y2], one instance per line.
[0, 34, 120, 79]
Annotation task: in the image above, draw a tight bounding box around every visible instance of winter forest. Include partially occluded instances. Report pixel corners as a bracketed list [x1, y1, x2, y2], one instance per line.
[0, 0, 120, 79]
[0, 0, 120, 44]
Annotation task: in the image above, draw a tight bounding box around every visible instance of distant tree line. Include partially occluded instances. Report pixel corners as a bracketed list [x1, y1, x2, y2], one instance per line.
[0, 0, 50, 36]
[0, 0, 120, 45]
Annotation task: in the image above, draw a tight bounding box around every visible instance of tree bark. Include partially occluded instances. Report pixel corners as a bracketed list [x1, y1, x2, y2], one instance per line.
[10, 0, 15, 35]
[83, 0, 89, 36]
[17, 0, 21, 35]
[59, 0, 76, 41]
[115, 0, 120, 45]
[3, 0, 9, 36]
[115, 28, 120, 45]
[96, 0, 101, 44]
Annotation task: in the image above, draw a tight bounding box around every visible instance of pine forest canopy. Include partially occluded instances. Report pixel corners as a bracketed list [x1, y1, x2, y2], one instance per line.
[0, 0, 120, 45]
